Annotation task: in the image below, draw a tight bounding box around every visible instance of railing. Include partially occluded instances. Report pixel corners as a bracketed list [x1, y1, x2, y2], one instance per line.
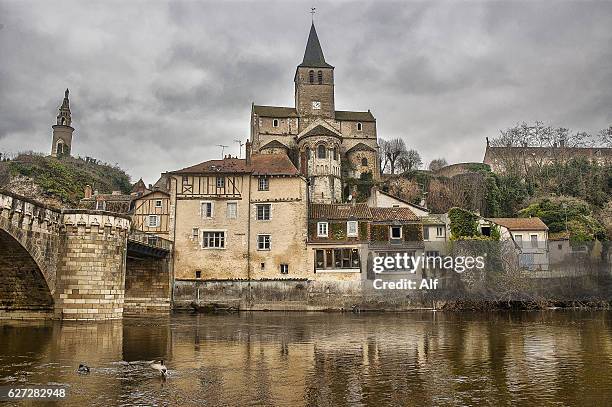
[128, 230, 172, 251]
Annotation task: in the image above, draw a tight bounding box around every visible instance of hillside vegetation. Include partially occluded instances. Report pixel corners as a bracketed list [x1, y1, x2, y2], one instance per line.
[0, 153, 132, 207]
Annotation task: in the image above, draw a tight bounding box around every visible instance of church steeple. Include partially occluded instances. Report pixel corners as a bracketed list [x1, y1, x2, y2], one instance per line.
[51, 88, 74, 158]
[299, 23, 333, 68]
[294, 23, 335, 123]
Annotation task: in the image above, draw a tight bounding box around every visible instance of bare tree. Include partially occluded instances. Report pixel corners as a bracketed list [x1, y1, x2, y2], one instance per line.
[382, 138, 407, 174]
[429, 158, 448, 171]
[398, 149, 422, 172]
[378, 138, 390, 174]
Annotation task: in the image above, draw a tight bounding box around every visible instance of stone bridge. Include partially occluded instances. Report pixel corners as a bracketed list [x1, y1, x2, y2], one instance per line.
[0, 190, 172, 320]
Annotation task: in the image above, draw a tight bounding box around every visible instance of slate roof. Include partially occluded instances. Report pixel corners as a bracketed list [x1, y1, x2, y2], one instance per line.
[299, 124, 342, 140]
[371, 207, 418, 222]
[309, 203, 371, 220]
[488, 217, 549, 231]
[299, 23, 333, 68]
[260, 140, 289, 150]
[346, 142, 377, 154]
[253, 105, 298, 118]
[170, 154, 300, 176]
[335, 110, 375, 122]
[421, 214, 446, 225]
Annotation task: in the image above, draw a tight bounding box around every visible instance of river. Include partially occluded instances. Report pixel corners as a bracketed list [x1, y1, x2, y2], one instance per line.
[1, 311, 611, 406]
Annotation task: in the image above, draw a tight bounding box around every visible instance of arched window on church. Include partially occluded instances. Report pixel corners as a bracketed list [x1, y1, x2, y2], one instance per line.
[61, 117, 66, 125]
[309, 70, 314, 84]
[333, 147, 338, 161]
[317, 144, 326, 159]
[361, 157, 368, 167]
[357, 122, 362, 131]
[317, 70, 323, 84]
[306, 147, 311, 160]
[56, 140, 64, 156]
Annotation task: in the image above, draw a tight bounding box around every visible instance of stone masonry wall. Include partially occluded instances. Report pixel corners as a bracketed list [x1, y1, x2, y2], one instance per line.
[124, 256, 171, 314]
[54, 213, 129, 320]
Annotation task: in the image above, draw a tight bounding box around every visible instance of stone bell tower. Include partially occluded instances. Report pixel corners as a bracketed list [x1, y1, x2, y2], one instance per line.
[294, 23, 335, 128]
[51, 89, 74, 158]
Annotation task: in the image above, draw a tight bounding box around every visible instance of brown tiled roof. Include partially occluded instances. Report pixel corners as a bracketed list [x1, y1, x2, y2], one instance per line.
[81, 194, 133, 202]
[171, 154, 300, 176]
[309, 203, 371, 220]
[488, 217, 548, 231]
[253, 105, 298, 118]
[371, 207, 418, 222]
[335, 110, 375, 122]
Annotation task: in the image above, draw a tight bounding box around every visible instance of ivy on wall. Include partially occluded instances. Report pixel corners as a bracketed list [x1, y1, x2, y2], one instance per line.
[370, 225, 389, 242]
[448, 207, 480, 239]
[403, 224, 423, 241]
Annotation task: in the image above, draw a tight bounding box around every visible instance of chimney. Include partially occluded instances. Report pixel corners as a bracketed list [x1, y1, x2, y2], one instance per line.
[245, 140, 252, 165]
[94, 190, 99, 196]
[84, 184, 93, 199]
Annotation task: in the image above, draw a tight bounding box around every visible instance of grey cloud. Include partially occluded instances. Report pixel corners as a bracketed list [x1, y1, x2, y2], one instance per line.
[0, 0, 610, 182]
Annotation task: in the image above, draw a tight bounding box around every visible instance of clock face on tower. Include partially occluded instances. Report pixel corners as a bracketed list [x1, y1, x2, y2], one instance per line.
[312, 101, 321, 110]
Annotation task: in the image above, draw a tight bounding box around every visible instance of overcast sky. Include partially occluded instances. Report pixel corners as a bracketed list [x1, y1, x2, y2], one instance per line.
[1, 0, 611, 183]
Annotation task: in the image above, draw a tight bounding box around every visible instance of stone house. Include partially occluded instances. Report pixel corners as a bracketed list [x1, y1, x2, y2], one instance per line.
[167, 152, 309, 281]
[250, 23, 380, 204]
[307, 203, 370, 281]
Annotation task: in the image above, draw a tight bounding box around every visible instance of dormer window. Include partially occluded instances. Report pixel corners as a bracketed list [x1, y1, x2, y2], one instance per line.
[361, 158, 368, 166]
[357, 122, 363, 131]
[309, 70, 314, 83]
[317, 70, 323, 84]
[272, 119, 279, 127]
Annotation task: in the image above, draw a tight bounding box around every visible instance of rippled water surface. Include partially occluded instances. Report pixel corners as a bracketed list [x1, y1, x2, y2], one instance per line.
[1, 311, 611, 406]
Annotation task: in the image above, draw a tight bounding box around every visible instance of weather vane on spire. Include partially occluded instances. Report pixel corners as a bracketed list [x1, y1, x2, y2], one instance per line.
[310, 7, 316, 22]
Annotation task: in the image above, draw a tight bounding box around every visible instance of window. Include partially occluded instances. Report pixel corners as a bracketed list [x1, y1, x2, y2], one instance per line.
[95, 200, 106, 210]
[192, 227, 199, 239]
[357, 122, 363, 131]
[148, 215, 159, 227]
[317, 222, 328, 237]
[216, 176, 225, 188]
[272, 119, 279, 127]
[147, 236, 158, 246]
[317, 70, 323, 84]
[514, 234, 523, 247]
[306, 147, 311, 160]
[390, 226, 402, 240]
[182, 176, 189, 185]
[436, 227, 444, 237]
[481, 226, 491, 237]
[309, 70, 314, 83]
[312, 101, 321, 110]
[258, 177, 269, 191]
[257, 234, 271, 250]
[315, 248, 360, 270]
[280, 264, 289, 274]
[347, 221, 358, 237]
[317, 144, 326, 159]
[155, 199, 162, 208]
[227, 202, 237, 219]
[202, 231, 225, 248]
[201, 202, 213, 218]
[423, 226, 430, 240]
[361, 157, 368, 166]
[195, 270, 201, 279]
[530, 234, 538, 248]
[261, 262, 265, 270]
[256, 204, 270, 220]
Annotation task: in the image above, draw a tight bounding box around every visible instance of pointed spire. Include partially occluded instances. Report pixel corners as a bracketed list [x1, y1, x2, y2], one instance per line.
[299, 23, 333, 68]
[56, 88, 72, 126]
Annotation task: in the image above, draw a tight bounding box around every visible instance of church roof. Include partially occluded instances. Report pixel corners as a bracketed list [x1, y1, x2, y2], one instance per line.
[335, 110, 375, 122]
[260, 140, 289, 150]
[253, 105, 298, 118]
[299, 124, 342, 140]
[298, 23, 333, 68]
[346, 143, 377, 154]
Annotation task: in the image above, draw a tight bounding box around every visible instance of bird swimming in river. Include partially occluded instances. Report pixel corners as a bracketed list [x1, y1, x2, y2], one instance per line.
[150, 359, 168, 378]
[77, 363, 90, 374]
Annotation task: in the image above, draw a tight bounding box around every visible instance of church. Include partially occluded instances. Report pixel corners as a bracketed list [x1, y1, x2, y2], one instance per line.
[250, 23, 380, 204]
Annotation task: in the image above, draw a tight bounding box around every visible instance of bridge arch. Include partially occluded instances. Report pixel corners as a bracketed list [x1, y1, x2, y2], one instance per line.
[0, 229, 54, 312]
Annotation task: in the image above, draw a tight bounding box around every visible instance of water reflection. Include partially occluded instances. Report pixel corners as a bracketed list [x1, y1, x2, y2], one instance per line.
[0, 311, 611, 406]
